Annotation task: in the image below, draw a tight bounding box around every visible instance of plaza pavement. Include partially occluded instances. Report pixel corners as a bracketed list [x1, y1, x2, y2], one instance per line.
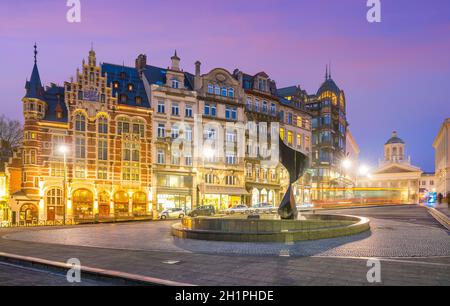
[0, 205, 449, 286]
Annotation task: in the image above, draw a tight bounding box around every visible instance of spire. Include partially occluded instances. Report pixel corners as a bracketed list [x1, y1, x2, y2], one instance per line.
[329, 62, 332, 79]
[25, 43, 44, 99]
[171, 49, 180, 60]
[34, 42, 38, 64]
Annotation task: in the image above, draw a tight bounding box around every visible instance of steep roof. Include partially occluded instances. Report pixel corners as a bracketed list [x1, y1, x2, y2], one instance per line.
[101, 63, 150, 108]
[42, 85, 68, 123]
[24, 62, 45, 100]
[141, 64, 194, 90]
[317, 78, 340, 95]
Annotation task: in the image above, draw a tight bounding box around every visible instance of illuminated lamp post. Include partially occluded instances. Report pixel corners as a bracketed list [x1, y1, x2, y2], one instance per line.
[58, 145, 69, 225]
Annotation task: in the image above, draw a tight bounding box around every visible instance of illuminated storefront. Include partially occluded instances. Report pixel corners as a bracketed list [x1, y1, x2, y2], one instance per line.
[156, 174, 194, 212]
[199, 184, 248, 211]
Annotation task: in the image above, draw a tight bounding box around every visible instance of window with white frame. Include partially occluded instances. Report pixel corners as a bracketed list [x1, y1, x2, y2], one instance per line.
[157, 101, 165, 113]
[75, 113, 86, 132]
[75, 137, 86, 159]
[98, 116, 108, 134]
[185, 105, 193, 118]
[157, 123, 165, 138]
[172, 103, 180, 116]
[157, 150, 165, 164]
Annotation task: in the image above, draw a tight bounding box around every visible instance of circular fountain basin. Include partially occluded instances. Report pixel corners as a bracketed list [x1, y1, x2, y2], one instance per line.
[171, 214, 370, 243]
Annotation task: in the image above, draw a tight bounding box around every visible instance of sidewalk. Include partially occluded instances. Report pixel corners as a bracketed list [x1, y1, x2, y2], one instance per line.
[434, 203, 450, 219]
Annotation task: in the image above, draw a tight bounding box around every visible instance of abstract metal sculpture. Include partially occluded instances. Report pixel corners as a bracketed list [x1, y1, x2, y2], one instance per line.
[278, 137, 309, 220]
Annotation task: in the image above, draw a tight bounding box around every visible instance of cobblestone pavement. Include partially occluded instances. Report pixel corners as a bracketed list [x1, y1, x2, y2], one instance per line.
[3, 206, 450, 258]
[0, 205, 449, 286]
[0, 262, 113, 286]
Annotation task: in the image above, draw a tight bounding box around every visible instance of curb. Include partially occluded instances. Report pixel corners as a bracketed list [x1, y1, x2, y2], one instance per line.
[0, 252, 195, 286]
[427, 208, 450, 231]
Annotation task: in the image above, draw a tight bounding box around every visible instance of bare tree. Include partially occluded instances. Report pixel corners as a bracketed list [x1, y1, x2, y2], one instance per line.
[0, 115, 23, 163]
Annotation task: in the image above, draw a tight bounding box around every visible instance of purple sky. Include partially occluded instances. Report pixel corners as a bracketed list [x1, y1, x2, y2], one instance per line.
[1, 0, 449, 172]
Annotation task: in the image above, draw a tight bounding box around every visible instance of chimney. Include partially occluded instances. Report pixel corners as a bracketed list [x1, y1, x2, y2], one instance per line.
[135, 54, 147, 77]
[195, 61, 201, 76]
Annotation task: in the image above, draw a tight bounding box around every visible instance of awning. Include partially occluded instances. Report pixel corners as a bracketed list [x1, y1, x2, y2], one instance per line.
[200, 185, 250, 196]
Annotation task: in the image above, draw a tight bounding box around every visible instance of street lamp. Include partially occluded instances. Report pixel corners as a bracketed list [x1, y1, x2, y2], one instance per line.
[58, 144, 69, 225]
[358, 165, 369, 177]
[341, 158, 352, 170]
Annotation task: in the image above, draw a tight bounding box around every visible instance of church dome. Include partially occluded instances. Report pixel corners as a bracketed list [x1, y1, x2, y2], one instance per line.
[385, 131, 405, 145]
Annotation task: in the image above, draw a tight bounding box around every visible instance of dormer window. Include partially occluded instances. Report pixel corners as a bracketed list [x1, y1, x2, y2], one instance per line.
[120, 72, 126, 79]
[171, 79, 180, 89]
[135, 96, 142, 105]
[120, 94, 127, 103]
[113, 81, 119, 89]
[128, 84, 134, 92]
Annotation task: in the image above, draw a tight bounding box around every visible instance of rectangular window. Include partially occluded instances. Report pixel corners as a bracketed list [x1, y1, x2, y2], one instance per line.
[262, 101, 268, 113]
[98, 139, 108, 161]
[75, 163, 86, 178]
[75, 138, 86, 159]
[280, 128, 285, 141]
[97, 166, 108, 180]
[226, 153, 236, 165]
[288, 113, 293, 125]
[225, 106, 237, 120]
[270, 103, 276, 116]
[157, 101, 165, 113]
[185, 105, 193, 118]
[297, 116, 303, 128]
[297, 134, 302, 148]
[185, 155, 192, 166]
[50, 162, 64, 177]
[157, 123, 165, 138]
[171, 126, 179, 139]
[208, 84, 214, 94]
[157, 150, 165, 164]
[172, 103, 179, 116]
[185, 126, 193, 141]
[287, 131, 293, 145]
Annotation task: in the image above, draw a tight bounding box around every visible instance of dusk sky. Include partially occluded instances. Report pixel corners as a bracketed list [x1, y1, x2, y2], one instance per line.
[1, 0, 449, 171]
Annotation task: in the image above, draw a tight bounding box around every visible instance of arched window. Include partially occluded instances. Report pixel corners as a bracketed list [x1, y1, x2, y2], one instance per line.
[221, 87, 227, 97]
[171, 79, 180, 89]
[98, 116, 108, 134]
[75, 113, 86, 132]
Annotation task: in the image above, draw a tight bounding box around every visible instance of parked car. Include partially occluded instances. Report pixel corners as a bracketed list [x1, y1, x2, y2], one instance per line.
[225, 204, 249, 215]
[160, 208, 185, 220]
[188, 205, 215, 217]
[251, 203, 277, 214]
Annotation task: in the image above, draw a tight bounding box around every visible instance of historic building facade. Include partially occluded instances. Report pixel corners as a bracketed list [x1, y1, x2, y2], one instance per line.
[6, 47, 153, 225]
[358, 131, 423, 204]
[193, 63, 247, 211]
[278, 68, 348, 201]
[433, 118, 450, 196]
[3, 46, 345, 225]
